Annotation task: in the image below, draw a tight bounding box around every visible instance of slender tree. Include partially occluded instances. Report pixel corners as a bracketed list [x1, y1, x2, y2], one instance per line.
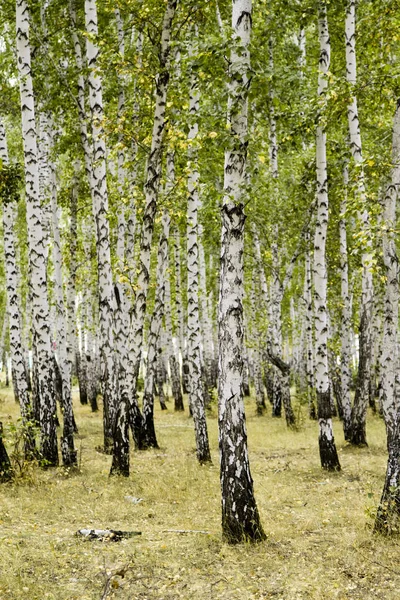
[16, 0, 58, 466]
[314, 2, 340, 471]
[186, 33, 211, 464]
[345, 0, 373, 446]
[218, 0, 265, 543]
[375, 100, 400, 534]
[85, 0, 118, 452]
[0, 118, 36, 458]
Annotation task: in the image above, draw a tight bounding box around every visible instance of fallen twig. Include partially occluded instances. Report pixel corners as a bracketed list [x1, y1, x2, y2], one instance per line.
[163, 529, 212, 535]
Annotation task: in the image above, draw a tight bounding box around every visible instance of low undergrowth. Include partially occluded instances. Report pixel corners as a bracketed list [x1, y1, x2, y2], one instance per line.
[0, 386, 398, 600]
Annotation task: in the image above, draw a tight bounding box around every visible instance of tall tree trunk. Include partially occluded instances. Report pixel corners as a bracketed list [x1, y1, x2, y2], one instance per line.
[345, 0, 373, 446]
[314, 2, 340, 471]
[186, 35, 211, 464]
[111, 0, 178, 476]
[16, 0, 58, 466]
[49, 130, 77, 467]
[0, 118, 36, 459]
[374, 100, 400, 534]
[164, 157, 184, 412]
[85, 0, 118, 453]
[339, 165, 352, 439]
[174, 228, 189, 395]
[304, 234, 317, 419]
[142, 210, 170, 449]
[67, 162, 80, 386]
[218, 0, 265, 544]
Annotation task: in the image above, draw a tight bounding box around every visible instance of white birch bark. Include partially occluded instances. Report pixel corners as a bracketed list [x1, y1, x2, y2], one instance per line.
[218, 0, 265, 543]
[304, 233, 317, 419]
[0, 118, 36, 457]
[111, 0, 178, 476]
[375, 100, 400, 534]
[164, 154, 184, 411]
[174, 227, 188, 394]
[340, 165, 352, 439]
[199, 229, 214, 389]
[85, 0, 117, 452]
[165, 260, 184, 412]
[115, 8, 127, 268]
[345, 0, 373, 445]
[48, 128, 77, 467]
[314, 2, 340, 471]
[66, 161, 80, 392]
[16, 0, 58, 466]
[69, 0, 95, 192]
[141, 210, 170, 448]
[186, 34, 211, 464]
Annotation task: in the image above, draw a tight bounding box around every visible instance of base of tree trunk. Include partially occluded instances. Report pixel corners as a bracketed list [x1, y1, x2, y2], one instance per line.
[350, 422, 368, 447]
[141, 400, 159, 450]
[374, 442, 400, 535]
[61, 437, 78, 467]
[110, 439, 130, 477]
[197, 450, 212, 465]
[130, 402, 144, 450]
[272, 402, 282, 417]
[285, 412, 296, 428]
[222, 510, 266, 545]
[319, 432, 341, 471]
[110, 402, 130, 477]
[0, 425, 12, 482]
[256, 404, 265, 416]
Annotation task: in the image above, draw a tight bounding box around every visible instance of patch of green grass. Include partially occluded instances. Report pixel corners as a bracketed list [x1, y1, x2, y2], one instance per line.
[0, 388, 398, 600]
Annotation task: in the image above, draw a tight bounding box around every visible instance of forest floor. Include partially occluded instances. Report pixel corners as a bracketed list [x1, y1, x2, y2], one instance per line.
[0, 386, 399, 600]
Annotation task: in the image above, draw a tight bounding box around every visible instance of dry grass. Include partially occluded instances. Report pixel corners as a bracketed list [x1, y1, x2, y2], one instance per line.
[0, 384, 399, 600]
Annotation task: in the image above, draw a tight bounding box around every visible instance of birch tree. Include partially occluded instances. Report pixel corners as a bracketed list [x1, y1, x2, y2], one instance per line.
[218, 0, 265, 543]
[374, 100, 400, 534]
[186, 34, 211, 464]
[16, 0, 58, 466]
[0, 118, 36, 458]
[345, 0, 373, 446]
[142, 210, 170, 449]
[85, 0, 118, 452]
[314, 2, 340, 471]
[340, 165, 352, 440]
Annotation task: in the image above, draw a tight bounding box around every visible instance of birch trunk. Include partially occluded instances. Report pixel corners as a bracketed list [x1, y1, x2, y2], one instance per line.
[345, 0, 373, 446]
[0, 118, 36, 458]
[66, 162, 80, 386]
[374, 100, 400, 534]
[218, 0, 265, 543]
[85, 0, 118, 452]
[48, 131, 77, 467]
[16, 0, 58, 466]
[186, 36, 211, 464]
[164, 155, 184, 412]
[174, 228, 189, 395]
[142, 210, 170, 449]
[340, 166, 352, 439]
[111, 0, 177, 476]
[165, 269, 184, 411]
[305, 235, 316, 418]
[314, 3, 340, 471]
